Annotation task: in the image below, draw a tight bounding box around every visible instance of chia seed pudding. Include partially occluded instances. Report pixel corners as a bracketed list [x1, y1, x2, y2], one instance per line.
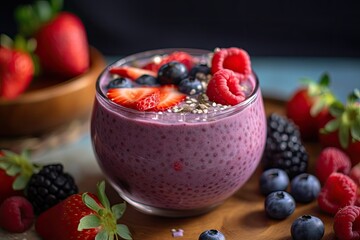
[91, 48, 266, 217]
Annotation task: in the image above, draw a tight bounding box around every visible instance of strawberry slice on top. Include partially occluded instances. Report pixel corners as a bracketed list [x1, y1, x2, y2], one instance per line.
[107, 87, 160, 111]
[152, 85, 186, 111]
[109, 66, 157, 80]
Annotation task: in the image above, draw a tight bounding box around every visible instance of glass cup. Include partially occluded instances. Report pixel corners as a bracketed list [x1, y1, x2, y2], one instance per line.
[91, 48, 266, 217]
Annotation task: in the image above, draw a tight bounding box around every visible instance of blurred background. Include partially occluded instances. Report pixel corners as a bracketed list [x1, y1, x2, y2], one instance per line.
[1, 0, 359, 100]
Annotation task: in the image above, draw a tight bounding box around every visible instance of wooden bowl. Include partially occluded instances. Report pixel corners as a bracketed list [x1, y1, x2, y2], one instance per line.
[0, 47, 106, 137]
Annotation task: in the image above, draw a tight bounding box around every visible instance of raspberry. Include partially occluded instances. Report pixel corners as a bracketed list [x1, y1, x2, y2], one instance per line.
[334, 205, 360, 240]
[317, 172, 357, 215]
[206, 69, 245, 105]
[0, 196, 34, 233]
[211, 47, 251, 80]
[315, 147, 351, 184]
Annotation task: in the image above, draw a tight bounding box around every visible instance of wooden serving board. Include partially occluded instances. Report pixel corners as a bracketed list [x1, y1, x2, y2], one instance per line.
[0, 98, 336, 240]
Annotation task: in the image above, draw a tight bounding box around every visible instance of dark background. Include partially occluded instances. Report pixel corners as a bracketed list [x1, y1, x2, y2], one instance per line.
[1, 0, 360, 57]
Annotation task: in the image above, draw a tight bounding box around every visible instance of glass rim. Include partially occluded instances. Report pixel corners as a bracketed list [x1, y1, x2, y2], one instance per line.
[95, 48, 261, 121]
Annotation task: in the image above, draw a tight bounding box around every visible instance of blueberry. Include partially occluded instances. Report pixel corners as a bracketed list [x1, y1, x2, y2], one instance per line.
[178, 77, 204, 95]
[291, 215, 324, 240]
[189, 64, 211, 78]
[290, 173, 321, 203]
[135, 74, 159, 86]
[264, 191, 295, 219]
[158, 61, 188, 85]
[198, 229, 225, 240]
[259, 168, 289, 196]
[107, 77, 133, 89]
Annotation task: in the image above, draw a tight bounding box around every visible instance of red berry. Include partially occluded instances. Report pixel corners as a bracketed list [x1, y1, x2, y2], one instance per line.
[211, 47, 251, 80]
[0, 196, 34, 233]
[109, 66, 157, 80]
[350, 165, 360, 186]
[206, 69, 245, 105]
[317, 172, 357, 215]
[142, 51, 194, 72]
[315, 147, 351, 184]
[334, 205, 360, 240]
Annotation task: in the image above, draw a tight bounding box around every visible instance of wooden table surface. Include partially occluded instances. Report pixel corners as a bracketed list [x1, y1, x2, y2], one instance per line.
[0, 98, 336, 240]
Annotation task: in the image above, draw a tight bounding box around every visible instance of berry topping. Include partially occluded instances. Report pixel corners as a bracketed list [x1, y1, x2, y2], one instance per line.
[143, 51, 194, 72]
[153, 85, 186, 111]
[157, 61, 188, 85]
[189, 63, 211, 78]
[107, 77, 133, 89]
[291, 215, 324, 240]
[135, 74, 159, 86]
[25, 164, 78, 214]
[264, 191, 296, 220]
[206, 69, 245, 105]
[259, 168, 289, 196]
[315, 147, 352, 184]
[198, 229, 226, 240]
[211, 47, 251, 80]
[109, 66, 157, 80]
[178, 77, 204, 95]
[334, 205, 360, 240]
[290, 173, 321, 203]
[350, 164, 360, 186]
[107, 87, 161, 111]
[0, 196, 34, 233]
[263, 113, 308, 179]
[317, 172, 357, 215]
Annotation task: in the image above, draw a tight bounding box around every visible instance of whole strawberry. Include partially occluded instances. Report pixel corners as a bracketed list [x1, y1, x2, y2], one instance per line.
[319, 89, 360, 166]
[0, 35, 35, 99]
[35, 181, 132, 240]
[16, 0, 89, 78]
[286, 73, 335, 140]
[0, 149, 38, 204]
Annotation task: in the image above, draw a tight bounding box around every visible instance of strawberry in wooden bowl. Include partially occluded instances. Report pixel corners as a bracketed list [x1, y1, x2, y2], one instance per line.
[0, 0, 106, 137]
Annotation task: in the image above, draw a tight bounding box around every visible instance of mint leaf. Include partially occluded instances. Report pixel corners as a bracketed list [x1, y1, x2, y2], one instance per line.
[116, 224, 132, 240]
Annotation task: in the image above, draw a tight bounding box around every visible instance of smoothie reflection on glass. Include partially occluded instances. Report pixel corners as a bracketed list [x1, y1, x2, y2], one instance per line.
[91, 48, 266, 217]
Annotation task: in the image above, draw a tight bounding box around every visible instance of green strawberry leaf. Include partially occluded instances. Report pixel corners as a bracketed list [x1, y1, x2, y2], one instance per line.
[0, 34, 13, 48]
[351, 116, 360, 141]
[95, 230, 109, 240]
[13, 174, 29, 190]
[324, 118, 340, 133]
[78, 214, 101, 230]
[112, 202, 126, 220]
[34, 0, 52, 22]
[83, 193, 102, 212]
[329, 101, 345, 117]
[319, 72, 330, 87]
[339, 123, 350, 148]
[0, 162, 11, 170]
[116, 224, 132, 240]
[6, 165, 21, 176]
[310, 99, 326, 117]
[97, 181, 110, 209]
[50, 0, 63, 14]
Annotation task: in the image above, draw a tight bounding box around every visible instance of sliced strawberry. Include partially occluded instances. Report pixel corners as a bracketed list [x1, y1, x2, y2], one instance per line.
[142, 51, 194, 72]
[211, 47, 251, 80]
[107, 87, 160, 111]
[109, 66, 157, 80]
[206, 69, 245, 105]
[152, 85, 186, 111]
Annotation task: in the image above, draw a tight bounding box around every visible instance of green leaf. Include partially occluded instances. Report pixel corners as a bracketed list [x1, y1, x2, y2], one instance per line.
[34, 0, 52, 22]
[112, 203, 126, 220]
[6, 165, 21, 176]
[0, 34, 13, 48]
[0, 162, 11, 170]
[50, 0, 63, 13]
[348, 89, 360, 103]
[339, 124, 350, 148]
[329, 101, 345, 117]
[95, 230, 109, 240]
[324, 118, 340, 133]
[351, 120, 360, 141]
[319, 72, 330, 87]
[116, 224, 132, 240]
[13, 35, 28, 52]
[78, 214, 101, 231]
[82, 193, 102, 212]
[310, 99, 325, 117]
[12, 174, 29, 190]
[97, 181, 110, 209]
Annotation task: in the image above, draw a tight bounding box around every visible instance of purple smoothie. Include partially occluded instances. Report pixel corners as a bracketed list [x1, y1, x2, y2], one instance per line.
[91, 49, 266, 217]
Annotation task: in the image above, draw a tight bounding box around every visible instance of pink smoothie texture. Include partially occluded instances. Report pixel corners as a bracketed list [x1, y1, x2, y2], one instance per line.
[91, 72, 266, 212]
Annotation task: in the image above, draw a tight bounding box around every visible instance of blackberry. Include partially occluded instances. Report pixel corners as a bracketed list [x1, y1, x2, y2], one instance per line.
[263, 113, 308, 179]
[25, 164, 78, 214]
